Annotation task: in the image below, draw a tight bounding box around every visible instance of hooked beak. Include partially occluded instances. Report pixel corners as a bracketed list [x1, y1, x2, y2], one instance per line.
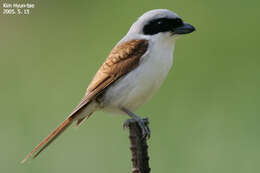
[174, 23, 195, 34]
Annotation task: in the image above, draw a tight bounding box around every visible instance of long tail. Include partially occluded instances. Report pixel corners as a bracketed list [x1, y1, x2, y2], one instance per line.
[21, 116, 73, 164]
[21, 95, 95, 164]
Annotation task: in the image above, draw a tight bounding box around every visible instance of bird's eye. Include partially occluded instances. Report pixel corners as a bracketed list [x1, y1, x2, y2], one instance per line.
[157, 21, 163, 25]
[175, 18, 183, 26]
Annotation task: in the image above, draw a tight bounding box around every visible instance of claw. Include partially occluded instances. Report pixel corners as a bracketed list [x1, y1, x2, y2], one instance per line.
[136, 118, 150, 139]
[123, 119, 136, 129]
[123, 118, 150, 139]
[121, 107, 150, 140]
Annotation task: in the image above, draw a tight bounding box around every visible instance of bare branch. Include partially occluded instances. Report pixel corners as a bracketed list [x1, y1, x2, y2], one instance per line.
[124, 118, 151, 173]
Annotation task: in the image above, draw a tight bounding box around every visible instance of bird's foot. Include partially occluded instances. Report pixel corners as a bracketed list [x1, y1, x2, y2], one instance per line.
[123, 118, 150, 139]
[123, 118, 136, 129]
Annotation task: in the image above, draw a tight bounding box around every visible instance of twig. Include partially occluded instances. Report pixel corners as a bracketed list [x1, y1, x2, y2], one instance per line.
[124, 118, 151, 173]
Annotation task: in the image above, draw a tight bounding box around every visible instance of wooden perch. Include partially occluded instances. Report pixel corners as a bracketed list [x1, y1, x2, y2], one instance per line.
[124, 118, 151, 173]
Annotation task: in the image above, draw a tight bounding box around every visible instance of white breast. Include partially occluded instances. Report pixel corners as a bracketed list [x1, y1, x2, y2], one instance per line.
[102, 34, 175, 113]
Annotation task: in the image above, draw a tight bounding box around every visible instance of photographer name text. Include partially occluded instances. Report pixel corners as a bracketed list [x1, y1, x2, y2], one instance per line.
[3, 3, 35, 15]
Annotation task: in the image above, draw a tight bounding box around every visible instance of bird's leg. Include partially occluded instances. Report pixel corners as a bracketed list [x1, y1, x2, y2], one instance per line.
[121, 107, 150, 139]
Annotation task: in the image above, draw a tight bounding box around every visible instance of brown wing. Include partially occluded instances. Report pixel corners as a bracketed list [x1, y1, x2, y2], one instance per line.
[60, 39, 149, 119]
[72, 39, 149, 117]
[21, 39, 148, 163]
[86, 39, 149, 94]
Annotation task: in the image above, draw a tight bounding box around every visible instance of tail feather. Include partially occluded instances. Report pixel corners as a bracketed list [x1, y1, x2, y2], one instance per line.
[21, 98, 95, 164]
[75, 113, 92, 128]
[21, 117, 73, 164]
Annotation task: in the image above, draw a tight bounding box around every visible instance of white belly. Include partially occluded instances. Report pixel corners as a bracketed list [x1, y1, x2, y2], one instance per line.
[102, 37, 175, 113]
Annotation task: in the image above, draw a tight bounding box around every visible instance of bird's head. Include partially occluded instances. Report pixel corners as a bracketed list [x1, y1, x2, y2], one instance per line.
[128, 9, 195, 41]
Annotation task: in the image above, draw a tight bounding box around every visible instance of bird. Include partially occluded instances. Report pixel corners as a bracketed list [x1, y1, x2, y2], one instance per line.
[21, 9, 195, 163]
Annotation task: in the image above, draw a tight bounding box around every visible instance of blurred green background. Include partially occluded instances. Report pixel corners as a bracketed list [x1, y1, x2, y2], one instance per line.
[1, 0, 260, 172]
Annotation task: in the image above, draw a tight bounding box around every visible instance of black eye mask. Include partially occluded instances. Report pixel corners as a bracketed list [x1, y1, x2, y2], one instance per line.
[143, 17, 183, 35]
